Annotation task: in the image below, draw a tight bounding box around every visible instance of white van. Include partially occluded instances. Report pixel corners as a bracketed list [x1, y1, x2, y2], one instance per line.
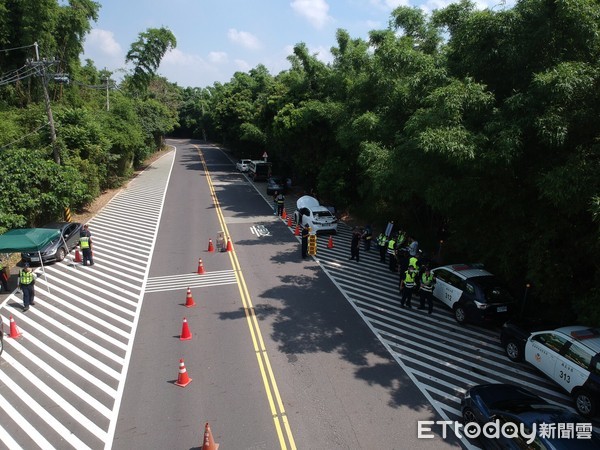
[293, 196, 338, 234]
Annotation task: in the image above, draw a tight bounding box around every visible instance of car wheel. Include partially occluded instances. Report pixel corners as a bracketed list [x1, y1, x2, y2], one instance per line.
[462, 407, 477, 424]
[56, 247, 66, 262]
[574, 389, 596, 417]
[454, 305, 467, 324]
[505, 340, 522, 362]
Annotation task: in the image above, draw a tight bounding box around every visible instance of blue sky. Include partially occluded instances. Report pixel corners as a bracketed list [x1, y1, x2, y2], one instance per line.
[81, 0, 505, 89]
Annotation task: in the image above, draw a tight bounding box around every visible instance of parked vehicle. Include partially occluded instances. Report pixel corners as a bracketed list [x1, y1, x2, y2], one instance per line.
[236, 159, 252, 172]
[462, 383, 600, 449]
[501, 323, 600, 416]
[430, 263, 516, 325]
[293, 196, 337, 234]
[21, 222, 83, 264]
[266, 176, 286, 195]
[248, 161, 272, 181]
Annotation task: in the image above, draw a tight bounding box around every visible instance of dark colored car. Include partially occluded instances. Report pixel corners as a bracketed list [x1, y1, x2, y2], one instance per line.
[21, 222, 83, 264]
[431, 264, 516, 325]
[266, 176, 286, 195]
[462, 384, 600, 449]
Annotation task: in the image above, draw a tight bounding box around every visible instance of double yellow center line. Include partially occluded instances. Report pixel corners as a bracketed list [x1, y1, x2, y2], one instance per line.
[196, 147, 296, 450]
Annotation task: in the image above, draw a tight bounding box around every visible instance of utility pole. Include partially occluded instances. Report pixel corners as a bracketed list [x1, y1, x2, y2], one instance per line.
[105, 71, 110, 111]
[30, 42, 60, 164]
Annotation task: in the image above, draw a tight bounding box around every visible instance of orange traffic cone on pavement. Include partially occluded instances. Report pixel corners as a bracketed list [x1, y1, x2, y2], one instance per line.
[226, 238, 233, 252]
[184, 287, 196, 307]
[74, 246, 82, 263]
[327, 235, 334, 249]
[174, 358, 192, 387]
[287, 216, 292, 227]
[207, 239, 214, 252]
[180, 318, 192, 341]
[294, 224, 300, 236]
[202, 422, 220, 450]
[9, 315, 21, 338]
[197, 258, 205, 275]
[282, 209, 287, 220]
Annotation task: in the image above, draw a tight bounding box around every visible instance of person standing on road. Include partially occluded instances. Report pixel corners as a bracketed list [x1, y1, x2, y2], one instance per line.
[408, 236, 419, 257]
[18, 263, 36, 311]
[387, 235, 397, 272]
[400, 266, 417, 308]
[377, 232, 387, 263]
[362, 224, 372, 252]
[272, 191, 278, 215]
[0, 258, 9, 292]
[301, 224, 309, 258]
[79, 224, 94, 266]
[275, 191, 286, 216]
[349, 228, 361, 262]
[418, 267, 435, 314]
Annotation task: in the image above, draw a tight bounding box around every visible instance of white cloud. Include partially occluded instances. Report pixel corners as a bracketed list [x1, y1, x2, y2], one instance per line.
[208, 51, 228, 64]
[290, 0, 332, 29]
[162, 48, 202, 65]
[369, 0, 408, 11]
[227, 29, 261, 50]
[85, 28, 122, 57]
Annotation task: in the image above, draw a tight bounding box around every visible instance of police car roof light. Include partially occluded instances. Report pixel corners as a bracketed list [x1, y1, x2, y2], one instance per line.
[570, 328, 600, 340]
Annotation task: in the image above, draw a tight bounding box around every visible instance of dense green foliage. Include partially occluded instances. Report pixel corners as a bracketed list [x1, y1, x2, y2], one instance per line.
[0, 1, 179, 230]
[177, 0, 600, 324]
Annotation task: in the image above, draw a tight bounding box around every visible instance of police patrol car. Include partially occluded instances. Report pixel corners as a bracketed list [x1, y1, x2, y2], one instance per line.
[501, 323, 600, 416]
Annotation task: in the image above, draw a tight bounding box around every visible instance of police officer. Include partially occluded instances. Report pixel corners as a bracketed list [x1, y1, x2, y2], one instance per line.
[275, 191, 285, 216]
[400, 265, 417, 308]
[418, 267, 435, 314]
[18, 263, 36, 311]
[80, 225, 94, 266]
[387, 235, 397, 272]
[301, 224, 309, 258]
[362, 224, 372, 251]
[377, 232, 387, 263]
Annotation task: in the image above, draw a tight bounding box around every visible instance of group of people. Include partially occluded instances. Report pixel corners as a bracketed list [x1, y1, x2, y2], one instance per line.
[12, 224, 95, 312]
[347, 221, 436, 314]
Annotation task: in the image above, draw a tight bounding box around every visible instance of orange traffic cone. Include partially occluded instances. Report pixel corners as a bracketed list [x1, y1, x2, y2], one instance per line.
[226, 238, 233, 252]
[184, 287, 196, 307]
[9, 315, 21, 338]
[202, 422, 220, 450]
[287, 216, 292, 227]
[327, 235, 334, 249]
[74, 246, 82, 263]
[294, 224, 300, 236]
[180, 318, 192, 341]
[282, 209, 287, 220]
[174, 358, 192, 387]
[197, 258, 205, 275]
[207, 239, 214, 252]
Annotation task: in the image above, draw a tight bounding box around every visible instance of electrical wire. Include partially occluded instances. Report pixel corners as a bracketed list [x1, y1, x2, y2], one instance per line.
[0, 43, 37, 53]
[0, 122, 50, 150]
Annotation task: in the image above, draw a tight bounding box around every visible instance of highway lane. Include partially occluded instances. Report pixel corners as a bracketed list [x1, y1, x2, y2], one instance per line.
[114, 139, 459, 449]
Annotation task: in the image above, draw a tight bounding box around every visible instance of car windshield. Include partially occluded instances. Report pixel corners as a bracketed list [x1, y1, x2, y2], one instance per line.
[314, 211, 333, 219]
[472, 276, 515, 303]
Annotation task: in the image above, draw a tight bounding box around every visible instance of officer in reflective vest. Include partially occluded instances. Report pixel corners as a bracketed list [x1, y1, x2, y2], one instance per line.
[387, 237, 397, 272]
[79, 225, 94, 266]
[18, 263, 36, 311]
[400, 266, 417, 308]
[419, 267, 436, 314]
[276, 192, 285, 216]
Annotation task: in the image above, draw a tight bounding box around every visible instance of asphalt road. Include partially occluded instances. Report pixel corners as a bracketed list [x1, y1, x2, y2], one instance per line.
[112, 139, 459, 449]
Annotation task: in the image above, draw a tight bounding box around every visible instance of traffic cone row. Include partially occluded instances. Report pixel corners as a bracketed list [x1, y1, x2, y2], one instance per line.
[287, 216, 292, 227]
[226, 238, 232, 252]
[185, 287, 196, 307]
[294, 224, 300, 236]
[180, 317, 192, 341]
[207, 239, 214, 252]
[282, 209, 287, 220]
[197, 258, 205, 275]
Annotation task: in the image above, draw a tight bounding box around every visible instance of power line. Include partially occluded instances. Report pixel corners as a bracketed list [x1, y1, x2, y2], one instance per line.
[0, 122, 50, 150]
[0, 64, 38, 86]
[0, 43, 37, 53]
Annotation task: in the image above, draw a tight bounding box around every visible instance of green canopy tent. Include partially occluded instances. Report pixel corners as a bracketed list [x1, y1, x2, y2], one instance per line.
[0, 228, 63, 292]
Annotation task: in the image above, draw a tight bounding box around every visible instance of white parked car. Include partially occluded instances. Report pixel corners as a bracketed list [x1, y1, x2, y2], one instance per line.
[235, 159, 252, 172]
[293, 196, 337, 234]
